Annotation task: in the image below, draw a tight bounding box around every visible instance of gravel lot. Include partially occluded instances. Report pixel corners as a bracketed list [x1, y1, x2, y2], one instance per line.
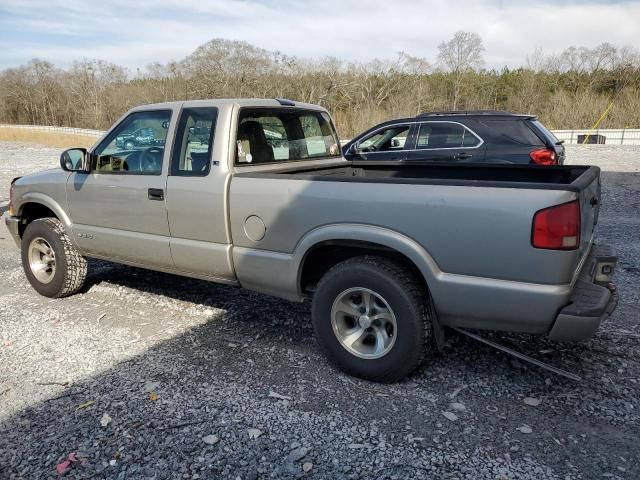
[0, 142, 638, 479]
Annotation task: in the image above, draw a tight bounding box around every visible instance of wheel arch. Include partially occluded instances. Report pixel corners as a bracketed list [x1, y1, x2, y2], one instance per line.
[295, 224, 441, 298]
[16, 194, 72, 238]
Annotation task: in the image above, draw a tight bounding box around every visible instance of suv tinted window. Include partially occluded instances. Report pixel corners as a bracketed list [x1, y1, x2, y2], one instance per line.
[479, 119, 543, 146]
[416, 122, 480, 149]
[358, 125, 410, 152]
[531, 120, 559, 145]
[236, 109, 340, 164]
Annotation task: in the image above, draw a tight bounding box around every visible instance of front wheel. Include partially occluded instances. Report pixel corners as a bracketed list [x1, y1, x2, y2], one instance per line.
[312, 256, 434, 382]
[21, 218, 88, 298]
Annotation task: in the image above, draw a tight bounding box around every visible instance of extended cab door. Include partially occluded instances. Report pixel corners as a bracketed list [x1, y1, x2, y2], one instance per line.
[165, 106, 236, 281]
[66, 109, 174, 268]
[405, 121, 485, 162]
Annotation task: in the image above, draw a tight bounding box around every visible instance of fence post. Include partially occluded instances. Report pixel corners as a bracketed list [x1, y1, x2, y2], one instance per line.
[621, 128, 625, 145]
[570, 130, 574, 144]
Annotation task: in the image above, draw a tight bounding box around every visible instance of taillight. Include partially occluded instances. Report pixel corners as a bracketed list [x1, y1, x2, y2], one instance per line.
[532, 200, 580, 250]
[530, 148, 557, 165]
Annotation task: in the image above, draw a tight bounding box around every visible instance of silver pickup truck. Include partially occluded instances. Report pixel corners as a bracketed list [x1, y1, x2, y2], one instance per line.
[4, 99, 618, 382]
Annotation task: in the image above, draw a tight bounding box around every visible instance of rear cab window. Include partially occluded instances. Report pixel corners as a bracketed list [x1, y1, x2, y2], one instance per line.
[236, 108, 340, 165]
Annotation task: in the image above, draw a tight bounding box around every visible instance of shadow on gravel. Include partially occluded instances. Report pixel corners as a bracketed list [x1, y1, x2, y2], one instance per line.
[1, 254, 638, 479]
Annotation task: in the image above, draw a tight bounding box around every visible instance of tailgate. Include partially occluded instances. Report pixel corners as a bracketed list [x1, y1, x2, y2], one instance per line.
[575, 166, 601, 259]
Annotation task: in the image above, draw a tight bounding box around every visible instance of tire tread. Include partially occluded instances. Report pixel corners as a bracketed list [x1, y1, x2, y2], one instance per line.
[28, 218, 87, 298]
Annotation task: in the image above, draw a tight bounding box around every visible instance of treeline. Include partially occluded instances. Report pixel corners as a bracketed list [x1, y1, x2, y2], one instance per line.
[1, 35, 639, 138]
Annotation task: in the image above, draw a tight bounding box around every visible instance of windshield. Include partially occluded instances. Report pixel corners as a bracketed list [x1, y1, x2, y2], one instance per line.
[236, 108, 340, 165]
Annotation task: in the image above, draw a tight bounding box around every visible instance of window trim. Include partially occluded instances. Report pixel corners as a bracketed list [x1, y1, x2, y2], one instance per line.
[234, 107, 341, 167]
[415, 121, 484, 151]
[90, 109, 172, 176]
[169, 106, 218, 177]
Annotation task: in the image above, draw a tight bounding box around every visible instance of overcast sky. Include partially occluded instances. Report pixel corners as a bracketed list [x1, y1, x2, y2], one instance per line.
[1, 0, 639, 71]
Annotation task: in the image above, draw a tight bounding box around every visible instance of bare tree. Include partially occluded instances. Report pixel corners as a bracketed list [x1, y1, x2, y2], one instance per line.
[437, 31, 485, 109]
[1, 37, 639, 137]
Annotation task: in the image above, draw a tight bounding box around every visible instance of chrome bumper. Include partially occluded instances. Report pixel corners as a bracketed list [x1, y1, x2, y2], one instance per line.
[4, 215, 21, 247]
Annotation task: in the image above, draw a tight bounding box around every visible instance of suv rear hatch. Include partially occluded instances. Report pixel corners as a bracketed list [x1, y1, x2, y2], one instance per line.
[529, 119, 566, 165]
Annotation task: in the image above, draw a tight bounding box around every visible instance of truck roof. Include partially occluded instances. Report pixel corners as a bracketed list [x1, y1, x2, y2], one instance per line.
[129, 98, 327, 112]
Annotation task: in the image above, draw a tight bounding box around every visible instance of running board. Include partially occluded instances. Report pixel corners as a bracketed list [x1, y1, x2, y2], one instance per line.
[452, 327, 582, 382]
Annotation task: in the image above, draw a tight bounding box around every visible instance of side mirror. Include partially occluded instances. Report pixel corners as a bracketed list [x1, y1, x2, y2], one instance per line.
[350, 142, 361, 154]
[60, 148, 88, 172]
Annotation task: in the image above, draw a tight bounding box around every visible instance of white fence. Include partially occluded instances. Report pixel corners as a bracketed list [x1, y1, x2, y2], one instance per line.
[2, 124, 640, 146]
[551, 129, 640, 145]
[0, 124, 105, 137]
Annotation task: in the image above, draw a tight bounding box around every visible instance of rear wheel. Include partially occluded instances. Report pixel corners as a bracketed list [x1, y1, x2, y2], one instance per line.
[312, 255, 434, 382]
[21, 218, 87, 298]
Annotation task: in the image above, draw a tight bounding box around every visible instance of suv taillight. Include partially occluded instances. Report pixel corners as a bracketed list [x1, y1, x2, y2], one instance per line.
[532, 200, 580, 250]
[530, 148, 557, 165]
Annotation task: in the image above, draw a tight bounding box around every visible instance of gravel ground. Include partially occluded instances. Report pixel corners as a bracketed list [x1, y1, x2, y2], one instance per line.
[0, 142, 638, 479]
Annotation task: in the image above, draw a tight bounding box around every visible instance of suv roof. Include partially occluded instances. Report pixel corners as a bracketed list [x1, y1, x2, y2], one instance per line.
[417, 110, 535, 119]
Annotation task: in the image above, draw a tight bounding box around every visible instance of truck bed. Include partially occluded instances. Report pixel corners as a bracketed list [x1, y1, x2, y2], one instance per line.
[241, 162, 597, 192]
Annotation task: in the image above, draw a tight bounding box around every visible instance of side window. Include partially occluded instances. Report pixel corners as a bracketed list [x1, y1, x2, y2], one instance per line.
[358, 125, 410, 152]
[92, 110, 171, 175]
[170, 107, 218, 176]
[416, 122, 480, 149]
[480, 120, 544, 146]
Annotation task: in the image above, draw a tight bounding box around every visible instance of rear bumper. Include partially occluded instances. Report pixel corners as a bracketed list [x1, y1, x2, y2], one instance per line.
[548, 244, 618, 341]
[4, 215, 21, 247]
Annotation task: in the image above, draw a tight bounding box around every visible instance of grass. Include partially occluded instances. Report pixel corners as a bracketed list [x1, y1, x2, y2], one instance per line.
[0, 127, 98, 149]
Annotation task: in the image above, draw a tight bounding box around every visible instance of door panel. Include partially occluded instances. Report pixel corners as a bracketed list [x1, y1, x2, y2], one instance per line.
[67, 172, 172, 267]
[66, 109, 175, 268]
[165, 106, 235, 280]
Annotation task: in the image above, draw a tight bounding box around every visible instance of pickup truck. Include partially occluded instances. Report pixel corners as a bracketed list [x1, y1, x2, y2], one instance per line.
[4, 99, 618, 382]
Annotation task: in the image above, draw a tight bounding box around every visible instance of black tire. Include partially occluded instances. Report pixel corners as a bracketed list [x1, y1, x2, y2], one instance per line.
[21, 218, 88, 298]
[311, 255, 434, 382]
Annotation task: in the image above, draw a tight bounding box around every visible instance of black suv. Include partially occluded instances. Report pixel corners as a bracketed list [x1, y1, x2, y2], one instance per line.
[343, 111, 565, 165]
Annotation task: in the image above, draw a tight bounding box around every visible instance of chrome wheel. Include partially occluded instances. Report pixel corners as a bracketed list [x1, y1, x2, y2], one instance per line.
[28, 237, 56, 284]
[331, 287, 397, 359]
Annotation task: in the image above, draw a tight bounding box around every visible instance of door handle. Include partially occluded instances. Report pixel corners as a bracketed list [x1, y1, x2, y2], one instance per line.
[148, 188, 164, 201]
[455, 153, 472, 160]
